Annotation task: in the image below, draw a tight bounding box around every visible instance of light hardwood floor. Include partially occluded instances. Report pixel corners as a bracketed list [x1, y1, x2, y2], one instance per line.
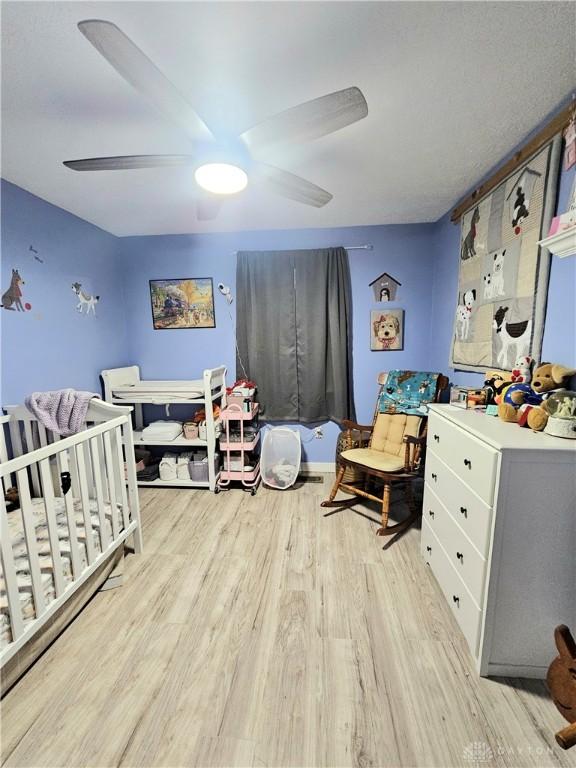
[1, 479, 572, 768]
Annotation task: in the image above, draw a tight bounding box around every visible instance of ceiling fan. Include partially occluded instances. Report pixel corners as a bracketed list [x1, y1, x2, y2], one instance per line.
[63, 20, 369, 220]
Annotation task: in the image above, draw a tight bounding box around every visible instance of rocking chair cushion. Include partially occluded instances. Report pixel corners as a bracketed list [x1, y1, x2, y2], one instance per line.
[371, 413, 423, 456]
[340, 447, 405, 473]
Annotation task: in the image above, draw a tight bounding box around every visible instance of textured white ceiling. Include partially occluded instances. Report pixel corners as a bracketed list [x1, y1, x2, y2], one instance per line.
[1, 1, 574, 236]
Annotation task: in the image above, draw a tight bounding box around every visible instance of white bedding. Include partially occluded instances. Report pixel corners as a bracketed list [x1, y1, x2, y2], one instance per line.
[1, 497, 120, 649]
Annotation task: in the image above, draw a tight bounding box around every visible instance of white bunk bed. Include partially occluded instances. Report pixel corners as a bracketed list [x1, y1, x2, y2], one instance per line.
[0, 399, 142, 691]
[101, 365, 227, 492]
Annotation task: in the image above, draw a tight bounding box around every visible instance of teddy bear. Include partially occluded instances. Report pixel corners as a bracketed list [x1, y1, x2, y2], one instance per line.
[510, 355, 533, 384]
[498, 363, 576, 429]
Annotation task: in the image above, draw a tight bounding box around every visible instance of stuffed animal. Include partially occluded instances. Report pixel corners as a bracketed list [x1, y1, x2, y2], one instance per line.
[484, 370, 514, 405]
[498, 363, 576, 428]
[510, 355, 533, 384]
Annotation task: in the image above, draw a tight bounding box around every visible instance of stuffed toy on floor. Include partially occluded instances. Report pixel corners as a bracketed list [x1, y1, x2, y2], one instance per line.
[498, 362, 576, 430]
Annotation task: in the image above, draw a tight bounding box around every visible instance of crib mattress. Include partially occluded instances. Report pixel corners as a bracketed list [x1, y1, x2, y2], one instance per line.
[111, 380, 204, 403]
[1, 497, 119, 649]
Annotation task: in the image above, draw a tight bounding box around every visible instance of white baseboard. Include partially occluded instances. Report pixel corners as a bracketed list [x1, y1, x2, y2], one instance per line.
[300, 462, 335, 473]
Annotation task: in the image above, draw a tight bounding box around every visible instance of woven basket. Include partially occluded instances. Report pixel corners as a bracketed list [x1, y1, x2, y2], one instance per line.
[335, 429, 367, 484]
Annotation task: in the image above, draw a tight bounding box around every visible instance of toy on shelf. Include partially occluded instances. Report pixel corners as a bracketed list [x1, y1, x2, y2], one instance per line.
[498, 363, 576, 430]
[510, 355, 533, 384]
[450, 386, 487, 409]
[483, 369, 514, 406]
[543, 391, 576, 439]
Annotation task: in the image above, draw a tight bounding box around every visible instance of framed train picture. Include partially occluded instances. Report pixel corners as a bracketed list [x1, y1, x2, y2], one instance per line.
[149, 278, 215, 330]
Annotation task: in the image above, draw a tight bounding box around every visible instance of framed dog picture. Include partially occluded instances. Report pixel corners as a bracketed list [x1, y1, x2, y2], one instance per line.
[371, 309, 404, 351]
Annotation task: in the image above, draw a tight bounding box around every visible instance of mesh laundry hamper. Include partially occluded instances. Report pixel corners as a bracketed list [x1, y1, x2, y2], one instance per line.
[261, 427, 301, 489]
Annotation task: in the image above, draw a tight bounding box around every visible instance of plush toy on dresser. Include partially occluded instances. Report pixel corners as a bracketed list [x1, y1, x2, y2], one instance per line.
[498, 362, 576, 429]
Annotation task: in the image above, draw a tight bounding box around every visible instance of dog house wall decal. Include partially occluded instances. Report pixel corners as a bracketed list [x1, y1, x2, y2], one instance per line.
[369, 272, 401, 302]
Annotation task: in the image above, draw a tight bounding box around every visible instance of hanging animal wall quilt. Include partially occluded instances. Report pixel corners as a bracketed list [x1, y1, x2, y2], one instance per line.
[451, 137, 562, 372]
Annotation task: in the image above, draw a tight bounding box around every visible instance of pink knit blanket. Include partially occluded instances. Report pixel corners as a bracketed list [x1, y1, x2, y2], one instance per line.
[25, 389, 99, 436]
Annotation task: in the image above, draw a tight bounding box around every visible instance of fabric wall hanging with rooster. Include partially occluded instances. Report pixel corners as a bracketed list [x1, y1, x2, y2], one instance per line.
[451, 137, 562, 372]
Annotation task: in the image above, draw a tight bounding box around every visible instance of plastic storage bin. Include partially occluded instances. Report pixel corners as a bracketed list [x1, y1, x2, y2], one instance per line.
[189, 453, 220, 482]
[261, 427, 301, 489]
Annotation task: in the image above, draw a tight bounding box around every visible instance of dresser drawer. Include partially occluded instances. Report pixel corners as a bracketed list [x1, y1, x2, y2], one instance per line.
[423, 485, 488, 606]
[428, 412, 498, 505]
[421, 520, 482, 656]
[425, 450, 494, 556]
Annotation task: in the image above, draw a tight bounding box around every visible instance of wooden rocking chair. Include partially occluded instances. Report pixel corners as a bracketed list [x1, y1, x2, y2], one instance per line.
[321, 372, 448, 537]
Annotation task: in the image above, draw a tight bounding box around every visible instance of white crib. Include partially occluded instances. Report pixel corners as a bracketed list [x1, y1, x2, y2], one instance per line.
[0, 399, 142, 691]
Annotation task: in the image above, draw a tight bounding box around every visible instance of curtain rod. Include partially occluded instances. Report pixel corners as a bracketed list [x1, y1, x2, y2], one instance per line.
[232, 244, 373, 255]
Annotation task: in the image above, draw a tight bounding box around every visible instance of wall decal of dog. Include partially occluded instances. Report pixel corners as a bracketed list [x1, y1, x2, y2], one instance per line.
[1, 269, 26, 311]
[456, 288, 476, 341]
[373, 313, 401, 350]
[493, 305, 532, 368]
[461, 207, 480, 260]
[72, 282, 100, 315]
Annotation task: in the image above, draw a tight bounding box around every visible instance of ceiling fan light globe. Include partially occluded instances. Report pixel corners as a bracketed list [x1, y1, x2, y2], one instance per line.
[194, 163, 248, 195]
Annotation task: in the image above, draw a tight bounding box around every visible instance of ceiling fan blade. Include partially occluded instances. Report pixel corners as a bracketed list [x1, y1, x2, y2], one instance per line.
[240, 87, 368, 152]
[256, 163, 332, 207]
[63, 155, 196, 171]
[78, 20, 214, 144]
[196, 195, 223, 221]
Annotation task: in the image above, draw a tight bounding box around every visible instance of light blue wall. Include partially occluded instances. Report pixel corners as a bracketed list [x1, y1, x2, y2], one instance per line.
[118, 224, 436, 461]
[0, 179, 127, 404]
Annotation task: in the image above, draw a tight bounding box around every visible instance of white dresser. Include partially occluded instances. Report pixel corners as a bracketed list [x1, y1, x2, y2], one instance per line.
[421, 404, 576, 679]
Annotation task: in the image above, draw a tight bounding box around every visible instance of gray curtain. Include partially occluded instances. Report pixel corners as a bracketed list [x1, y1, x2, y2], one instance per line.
[236, 247, 355, 423]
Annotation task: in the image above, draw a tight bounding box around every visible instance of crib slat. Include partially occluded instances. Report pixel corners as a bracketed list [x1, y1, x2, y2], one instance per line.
[56, 451, 82, 579]
[17, 468, 45, 616]
[123, 419, 143, 554]
[38, 458, 65, 598]
[90, 436, 111, 551]
[23, 421, 42, 497]
[113, 426, 130, 530]
[0, 494, 25, 641]
[75, 443, 96, 565]
[8, 419, 24, 458]
[69, 447, 81, 499]
[0, 421, 9, 498]
[37, 423, 48, 448]
[103, 431, 120, 540]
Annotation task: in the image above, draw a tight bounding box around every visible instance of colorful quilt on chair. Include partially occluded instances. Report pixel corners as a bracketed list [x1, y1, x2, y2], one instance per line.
[378, 371, 440, 415]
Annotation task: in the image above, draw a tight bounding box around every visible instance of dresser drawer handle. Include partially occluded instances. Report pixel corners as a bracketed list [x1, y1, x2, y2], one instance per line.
[459, 506, 468, 517]
[452, 595, 460, 606]
[463, 459, 472, 469]
[426, 545, 432, 554]
[456, 552, 464, 562]
[433, 434, 440, 442]
[428, 510, 435, 519]
[431, 473, 438, 481]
